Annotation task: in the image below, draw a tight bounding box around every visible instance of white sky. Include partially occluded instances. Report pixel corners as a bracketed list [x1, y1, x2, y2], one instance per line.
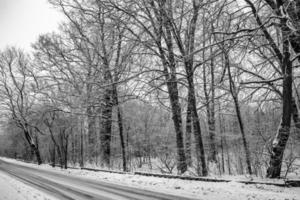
[0, 0, 64, 51]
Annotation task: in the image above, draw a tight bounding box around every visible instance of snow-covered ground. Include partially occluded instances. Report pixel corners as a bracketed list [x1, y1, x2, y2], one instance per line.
[1, 157, 300, 200]
[0, 169, 57, 200]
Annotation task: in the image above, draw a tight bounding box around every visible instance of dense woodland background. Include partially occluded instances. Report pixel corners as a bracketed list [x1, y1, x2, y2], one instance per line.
[0, 0, 299, 179]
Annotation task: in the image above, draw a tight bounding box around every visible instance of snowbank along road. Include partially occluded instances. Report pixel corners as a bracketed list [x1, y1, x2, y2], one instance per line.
[0, 159, 198, 200]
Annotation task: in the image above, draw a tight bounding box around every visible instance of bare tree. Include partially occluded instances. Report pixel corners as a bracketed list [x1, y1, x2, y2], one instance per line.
[0, 48, 42, 164]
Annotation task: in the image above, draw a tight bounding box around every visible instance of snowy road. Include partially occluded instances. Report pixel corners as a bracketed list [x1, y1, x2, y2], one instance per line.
[0, 159, 197, 200]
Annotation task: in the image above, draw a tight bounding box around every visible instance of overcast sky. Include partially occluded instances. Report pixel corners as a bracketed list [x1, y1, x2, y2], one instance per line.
[0, 0, 64, 51]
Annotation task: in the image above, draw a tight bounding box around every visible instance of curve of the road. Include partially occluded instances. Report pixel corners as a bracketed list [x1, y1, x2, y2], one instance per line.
[0, 159, 199, 200]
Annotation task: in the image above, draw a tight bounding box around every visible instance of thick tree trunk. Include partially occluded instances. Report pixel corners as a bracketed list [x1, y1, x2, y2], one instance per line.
[24, 130, 42, 165]
[99, 61, 114, 167]
[225, 53, 252, 175]
[32, 145, 42, 165]
[186, 67, 207, 176]
[159, 5, 187, 174]
[111, 27, 127, 172]
[159, 49, 187, 174]
[99, 89, 113, 167]
[267, 19, 293, 178]
[166, 78, 187, 174]
[168, 0, 206, 175]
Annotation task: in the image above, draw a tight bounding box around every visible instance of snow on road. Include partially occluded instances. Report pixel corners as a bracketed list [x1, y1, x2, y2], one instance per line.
[1, 157, 300, 200]
[0, 170, 57, 200]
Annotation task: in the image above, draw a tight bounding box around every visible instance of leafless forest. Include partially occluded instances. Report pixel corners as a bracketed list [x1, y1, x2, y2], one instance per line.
[0, 0, 299, 179]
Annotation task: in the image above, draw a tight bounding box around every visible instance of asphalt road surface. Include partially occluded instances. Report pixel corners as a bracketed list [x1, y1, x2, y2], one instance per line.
[0, 159, 198, 200]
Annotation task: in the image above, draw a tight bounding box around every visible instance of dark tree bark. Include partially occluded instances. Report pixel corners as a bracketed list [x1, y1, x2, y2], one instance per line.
[113, 85, 127, 171]
[244, 0, 298, 178]
[158, 1, 188, 174]
[64, 132, 69, 169]
[166, 0, 207, 175]
[184, 2, 208, 175]
[267, 16, 293, 178]
[164, 65, 187, 174]
[208, 32, 217, 163]
[111, 0, 188, 173]
[80, 121, 84, 168]
[112, 29, 127, 172]
[97, 5, 115, 167]
[99, 88, 113, 167]
[32, 144, 42, 165]
[185, 96, 192, 167]
[24, 129, 42, 165]
[189, 73, 207, 176]
[99, 59, 114, 167]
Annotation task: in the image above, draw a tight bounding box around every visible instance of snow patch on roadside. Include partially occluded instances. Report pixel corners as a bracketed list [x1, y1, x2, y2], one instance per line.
[0, 170, 57, 200]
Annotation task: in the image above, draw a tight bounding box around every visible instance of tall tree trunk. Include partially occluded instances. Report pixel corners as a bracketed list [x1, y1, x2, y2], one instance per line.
[64, 135, 69, 169]
[99, 89, 113, 168]
[208, 32, 217, 163]
[267, 18, 293, 178]
[225, 52, 252, 175]
[218, 105, 225, 174]
[99, 61, 113, 168]
[166, 74, 187, 174]
[59, 131, 64, 168]
[113, 85, 127, 172]
[87, 83, 96, 162]
[97, 9, 114, 168]
[166, 0, 206, 175]
[80, 120, 84, 168]
[202, 17, 217, 166]
[186, 64, 207, 176]
[111, 27, 127, 172]
[159, 3, 187, 174]
[249, 0, 297, 178]
[203, 62, 217, 163]
[185, 95, 192, 167]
